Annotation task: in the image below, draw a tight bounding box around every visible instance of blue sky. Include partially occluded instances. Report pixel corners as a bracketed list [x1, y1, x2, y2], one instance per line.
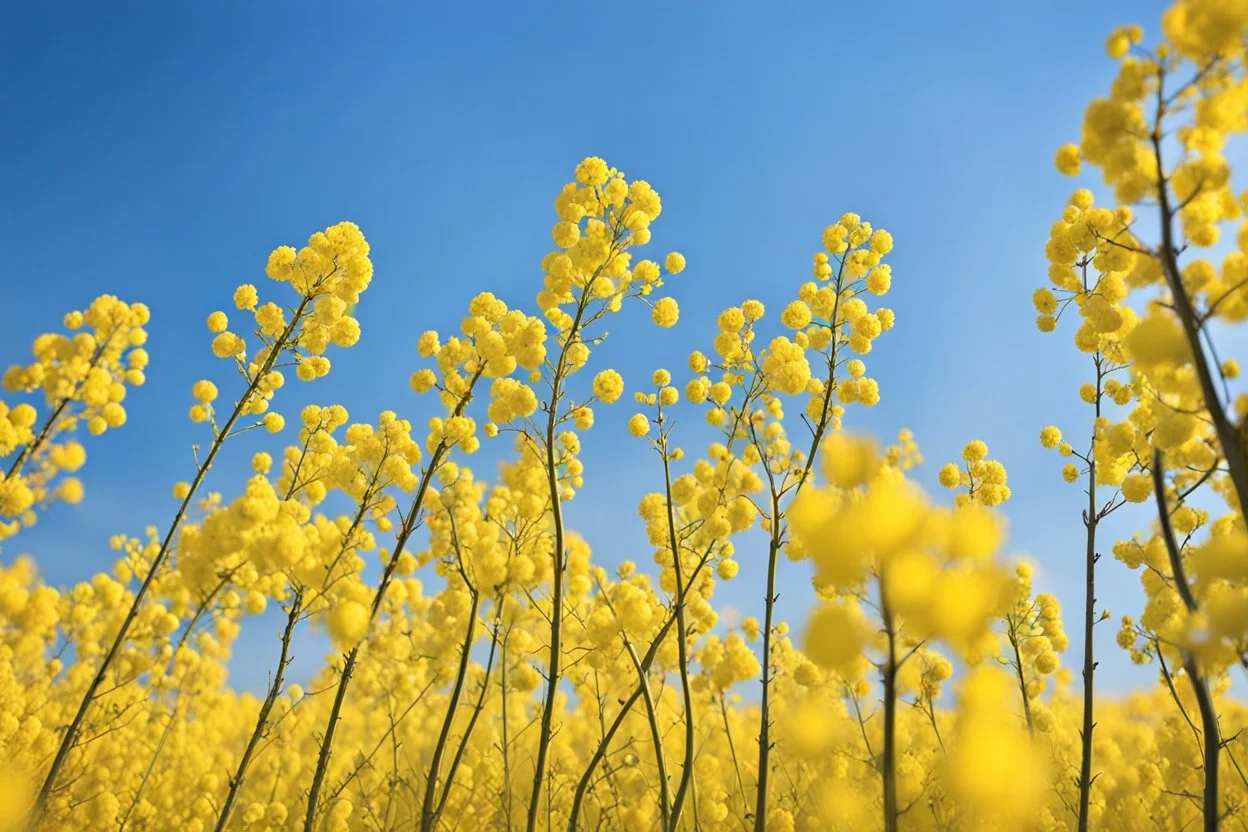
[1, 0, 1191, 695]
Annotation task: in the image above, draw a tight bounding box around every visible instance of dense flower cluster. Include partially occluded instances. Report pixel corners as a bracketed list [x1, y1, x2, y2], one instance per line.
[2, 3, 1248, 829]
[1040, 3, 1248, 829]
[1, 295, 150, 540]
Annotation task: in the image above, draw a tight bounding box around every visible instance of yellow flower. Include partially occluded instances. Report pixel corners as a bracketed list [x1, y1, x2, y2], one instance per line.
[1121, 473, 1153, 502]
[651, 297, 680, 328]
[233, 284, 259, 310]
[1054, 143, 1082, 176]
[592, 369, 625, 404]
[962, 439, 988, 462]
[328, 600, 369, 648]
[805, 601, 868, 675]
[819, 432, 880, 489]
[938, 463, 962, 489]
[207, 310, 229, 333]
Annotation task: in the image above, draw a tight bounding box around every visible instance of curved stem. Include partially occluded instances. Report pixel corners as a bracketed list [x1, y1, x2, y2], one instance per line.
[1150, 70, 1248, 523]
[1007, 623, 1035, 739]
[661, 428, 695, 829]
[565, 549, 715, 831]
[32, 292, 314, 819]
[596, 576, 669, 831]
[302, 369, 482, 832]
[214, 589, 304, 832]
[421, 584, 481, 831]
[434, 603, 502, 822]
[753, 264, 844, 831]
[1154, 448, 1220, 831]
[526, 276, 605, 831]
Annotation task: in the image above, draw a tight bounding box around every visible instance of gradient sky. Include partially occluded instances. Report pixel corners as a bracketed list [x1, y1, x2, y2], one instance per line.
[1, 0, 1202, 695]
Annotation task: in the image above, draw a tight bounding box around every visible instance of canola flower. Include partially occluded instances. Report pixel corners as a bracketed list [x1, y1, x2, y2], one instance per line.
[1034, 184, 1142, 831]
[2, 3, 1248, 829]
[1048, 2, 1248, 828]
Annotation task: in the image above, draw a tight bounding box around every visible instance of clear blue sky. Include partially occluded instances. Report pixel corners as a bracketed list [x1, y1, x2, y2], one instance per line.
[1, 0, 1185, 694]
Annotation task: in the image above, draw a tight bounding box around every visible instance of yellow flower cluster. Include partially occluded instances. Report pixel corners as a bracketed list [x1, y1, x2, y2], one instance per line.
[1002, 563, 1069, 725]
[0, 295, 149, 539]
[937, 438, 1011, 507]
[1042, 5, 1248, 829]
[795, 433, 1014, 661]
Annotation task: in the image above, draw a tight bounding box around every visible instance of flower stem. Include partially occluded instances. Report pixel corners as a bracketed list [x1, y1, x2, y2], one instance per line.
[214, 589, 304, 832]
[1077, 356, 1103, 832]
[32, 293, 313, 821]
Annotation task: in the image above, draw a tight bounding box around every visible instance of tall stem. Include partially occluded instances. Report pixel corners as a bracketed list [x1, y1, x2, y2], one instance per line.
[638, 663, 670, 832]
[434, 604, 502, 822]
[661, 427, 695, 828]
[721, 696, 749, 819]
[32, 293, 314, 818]
[1147, 79, 1234, 826]
[567, 363, 755, 830]
[566, 550, 715, 831]
[752, 495, 781, 831]
[1007, 624, 1035, 739]
[1150, 71, 1248, 523]
[526, 281, 600, 831]
[421, 585, 481, 831]
[223, 470, 374, 831]
[119, 577, 231, 830]
[302, 366, 482, 832]
[1187, 657, 1221, 832]
[214, 590, 303, 832]
[500, 629, 513, 832]
[1154, 449, 1220, 832]
[525, 401, 567, 831]
[303, 644, 358, 832]
[881, 595, 898, 832]
[1077, 357, 1102, 832]
[596, 577, 669, 831]
[753, 264, 843, 831]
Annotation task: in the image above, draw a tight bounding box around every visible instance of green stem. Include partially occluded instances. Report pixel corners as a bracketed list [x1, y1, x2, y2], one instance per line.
[597, 576, 669, 832]
[1077, 357, 1102, 832]
[433, 603, 502, 822]
[1150, 69, 1248, 524]
[1154, 448, 1220, 831]
[753, 262, 844, 831]
[32, 292, 314, 820]
[661, 427, 695, 829]
[752, 496, 781, 831]
[214, 590, 303, 832]
[302, 369, 482, 832]
[566, 550, 715, 831]
[526, 283, 601, 832]
[1007, 624, 1034, 739]
[421, 585, 481, 831]
[881, 594, 898, 832]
